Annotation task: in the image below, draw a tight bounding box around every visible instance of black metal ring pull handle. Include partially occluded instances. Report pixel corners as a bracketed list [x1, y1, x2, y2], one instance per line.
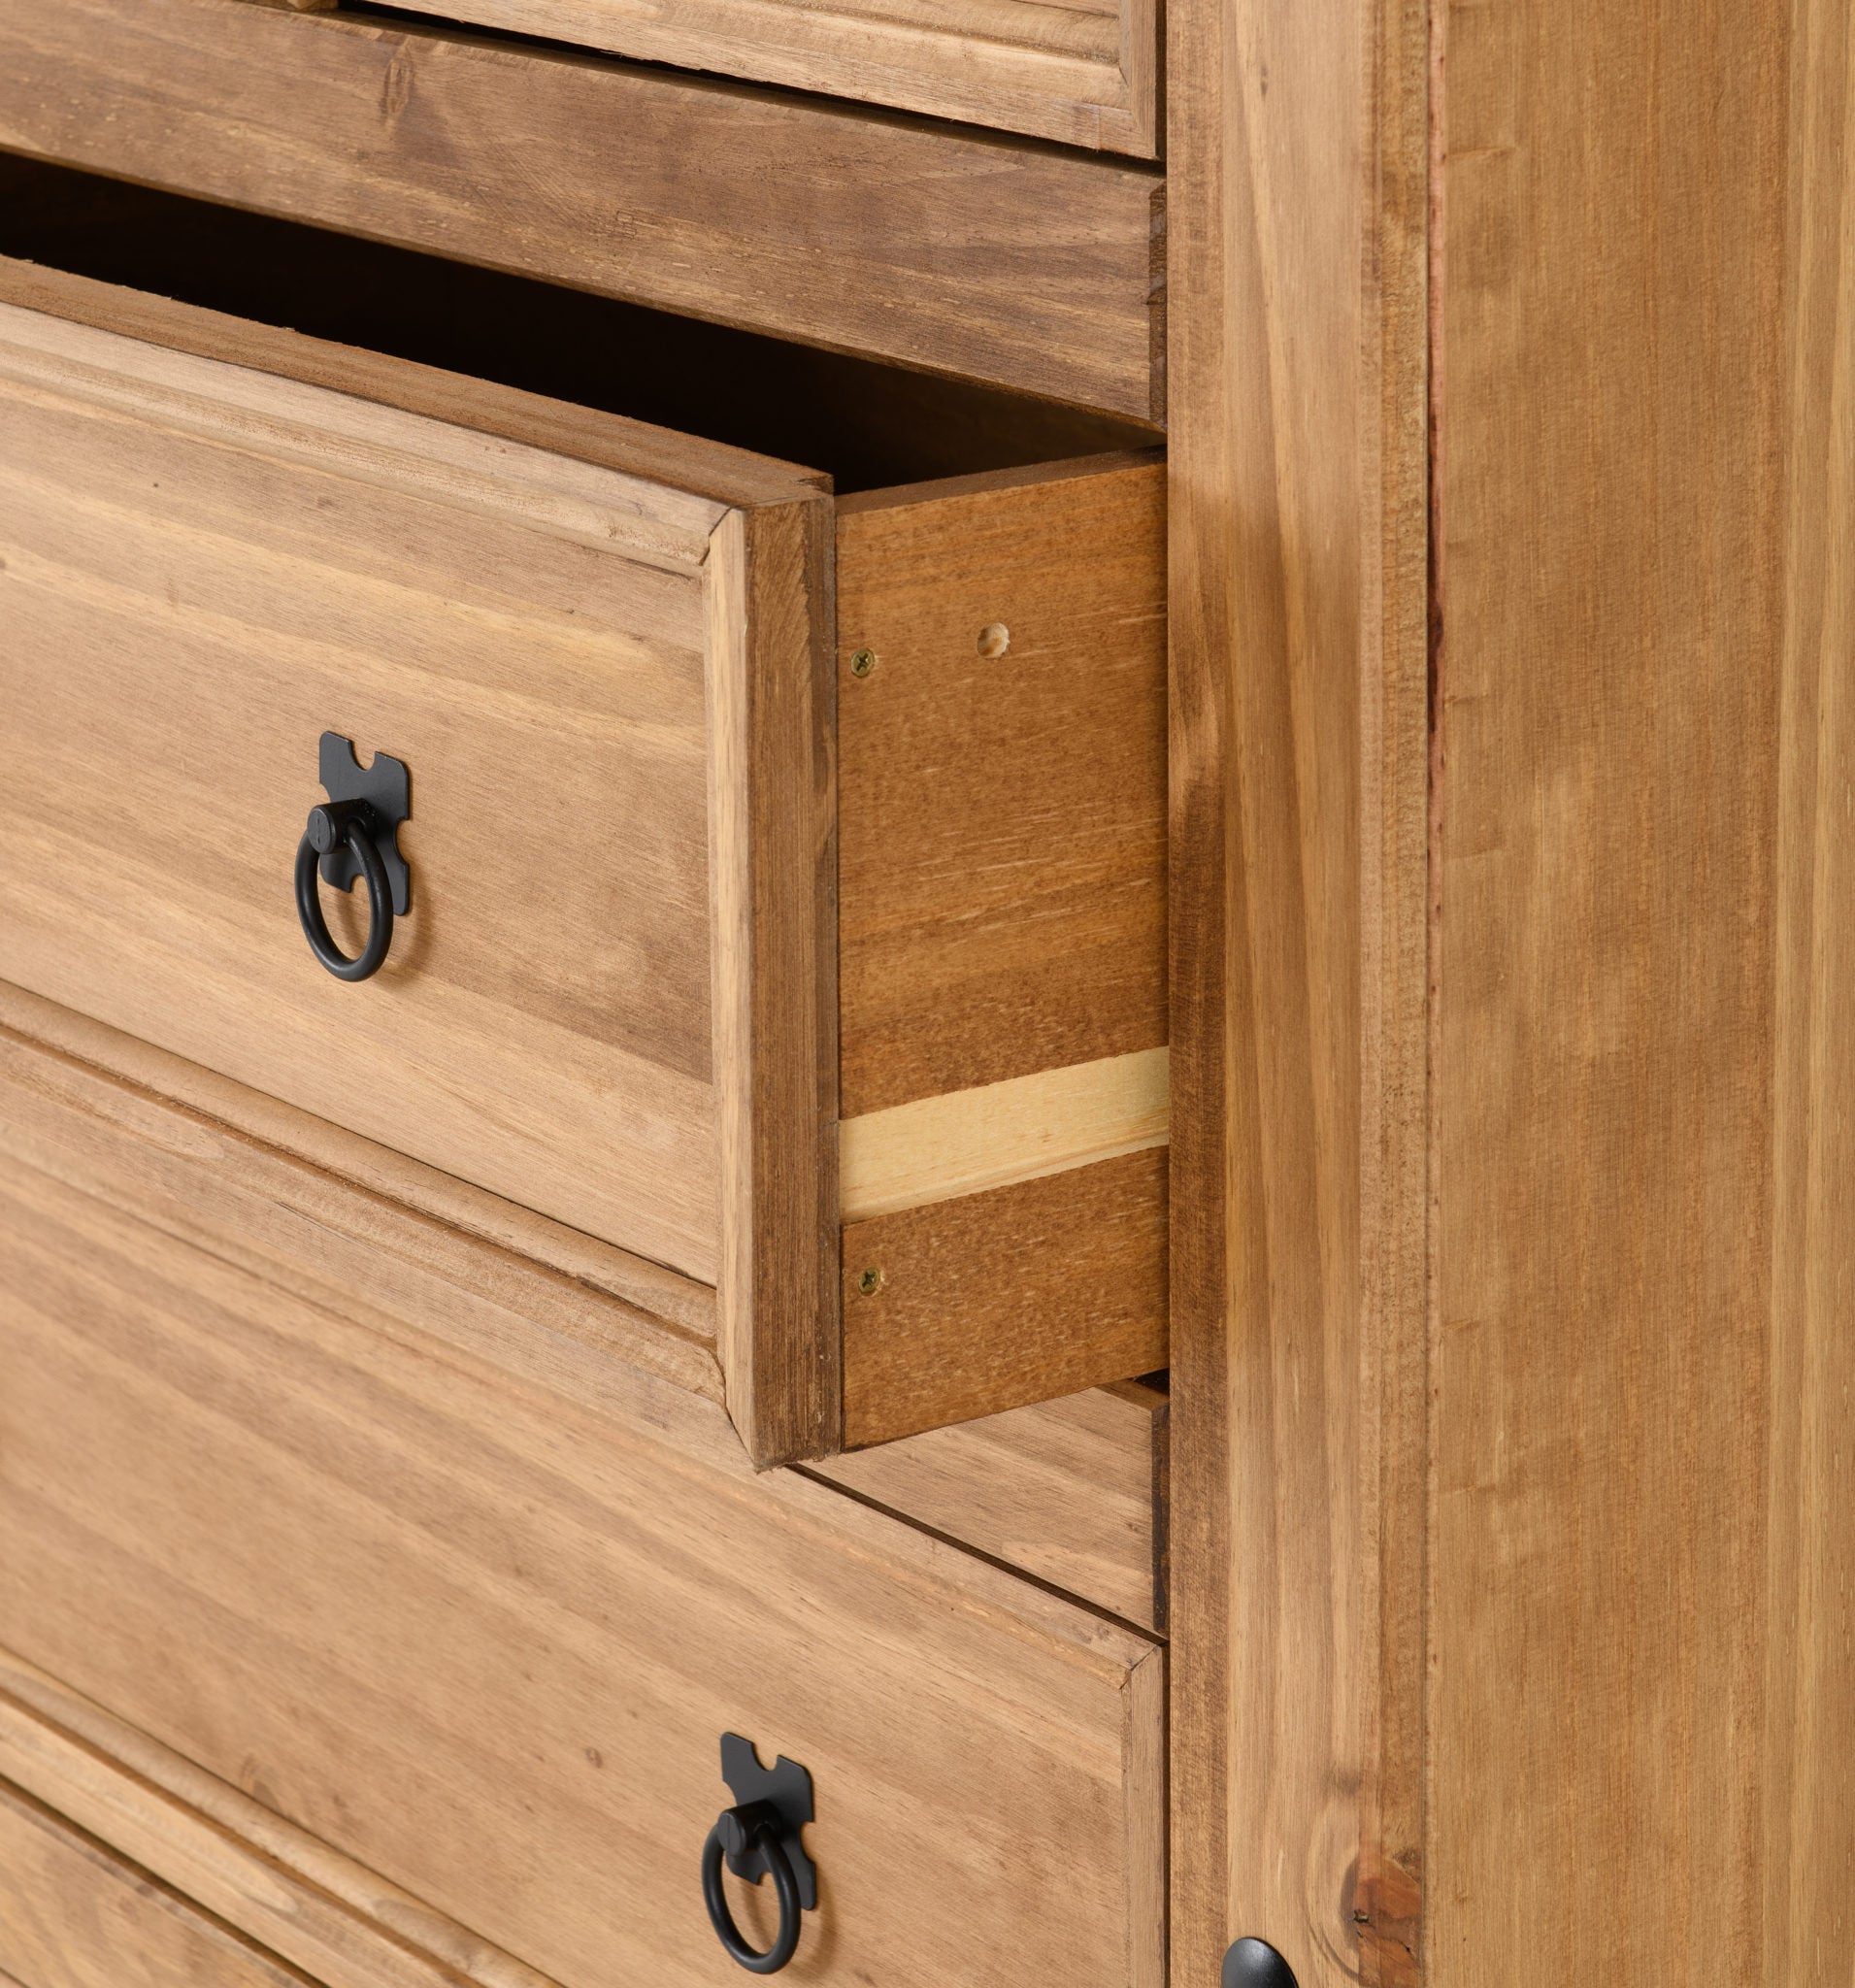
[294, 734, 414, 984]
[295, 801, 393, 981]
[701, 1803, 803, 1974]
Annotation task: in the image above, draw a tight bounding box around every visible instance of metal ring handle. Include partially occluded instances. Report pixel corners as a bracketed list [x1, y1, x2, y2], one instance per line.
[294, 809, 393, 982]
[701, 1815, 803, 1974]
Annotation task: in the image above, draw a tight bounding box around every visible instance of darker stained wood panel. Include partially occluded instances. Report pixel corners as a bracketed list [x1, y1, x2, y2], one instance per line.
[841, 1146, 1168, 1448]
[837, 457, 1168, 1117]
[0, 0, 1168, 420]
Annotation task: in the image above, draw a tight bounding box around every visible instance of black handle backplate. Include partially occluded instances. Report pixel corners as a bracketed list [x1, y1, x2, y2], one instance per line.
[717, 1734, 816, 1911]
[316, 732, 412, 915]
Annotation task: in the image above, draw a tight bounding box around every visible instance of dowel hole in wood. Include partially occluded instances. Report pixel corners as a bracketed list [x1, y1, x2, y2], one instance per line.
[977, 623, 1011, 658]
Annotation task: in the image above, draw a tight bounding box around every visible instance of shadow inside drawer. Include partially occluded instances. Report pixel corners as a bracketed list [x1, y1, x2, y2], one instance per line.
[0, 151, 1155, 492]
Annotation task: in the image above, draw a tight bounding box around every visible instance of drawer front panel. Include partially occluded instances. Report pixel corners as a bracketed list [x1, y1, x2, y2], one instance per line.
[0, 296, 725, 1281]
[0, 1782, 306, 1988]
[0, 1140, 1166, 1988]
[377, 0, 1158, 155]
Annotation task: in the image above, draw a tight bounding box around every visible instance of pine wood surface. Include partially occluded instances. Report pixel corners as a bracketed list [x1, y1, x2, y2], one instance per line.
[0, 287, 735, 1282]
[0, 260, 1171, 1461]
[708, 500, 842, 1463]
[0, 0, 1166, 416]
[0, 1142, 1166, 1988]
[0, 986, 725, 1412]
[1430, 0, 1855, 1978]
[366, 0, 1157, 154]
[836, 455, 1167, 1120]
[812, 1380, 1168, 1632]
[841, 1146, 1168, 1446]
[0, 1654, 565, 1988]
[1165, 0, 1432, 1977]
[0, 1780, 313, 1988]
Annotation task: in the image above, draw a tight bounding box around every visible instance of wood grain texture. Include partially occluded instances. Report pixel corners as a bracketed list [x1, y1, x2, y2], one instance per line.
[1166, 0, 1431, 1974]
[841, 1146, 1168, 1447]
[0, 1780, 312, 1988]
[0, 988, 723, 1411]
[1765, 0, 1855, 1970]
[837, 455, 1167, 1118]
[839, 1046, 1169, 1221]
[0, 1655, 563, 1988]
[0, 1146, 1165, 1988]
[0, 0, 1166, 415]
[709, 501, 842, 1464]
[812, 1380, 1168, 1631]
[370, 0, 1157, 155]
[0, 293, 730, 1278]
[1431, 0, 1855, 1978]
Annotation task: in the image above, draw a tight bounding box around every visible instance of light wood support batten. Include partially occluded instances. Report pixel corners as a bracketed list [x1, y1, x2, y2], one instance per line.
[840, 1046, 1169, 1222]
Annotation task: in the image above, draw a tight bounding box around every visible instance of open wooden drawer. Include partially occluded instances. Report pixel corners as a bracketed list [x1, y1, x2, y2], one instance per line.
[0, 181, 1166, 1465]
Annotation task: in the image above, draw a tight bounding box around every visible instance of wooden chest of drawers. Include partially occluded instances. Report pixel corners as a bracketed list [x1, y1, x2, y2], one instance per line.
[4, 0, 1853, 1983]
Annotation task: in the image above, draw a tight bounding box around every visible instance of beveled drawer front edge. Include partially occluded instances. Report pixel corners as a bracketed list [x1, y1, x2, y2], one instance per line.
[0, 980, 723, 1408]
[0, 0, 1166, 419]
[0, 1648, 564, 1988]
[707, 501, 843, 1465]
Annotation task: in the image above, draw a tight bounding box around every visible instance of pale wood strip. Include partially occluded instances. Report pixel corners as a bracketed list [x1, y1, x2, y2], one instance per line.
[0, 1651, 563, 1988]
[839, 1047, 1169, 1221]
[0, 0, 1164, 414]
[0, 1778, 313, 1988]
[0, 297, 726, 575]
[1766, 0, 1855, 1965]
[812, 1380, 1167, 1630]
[842, 1146, 1168, 1446]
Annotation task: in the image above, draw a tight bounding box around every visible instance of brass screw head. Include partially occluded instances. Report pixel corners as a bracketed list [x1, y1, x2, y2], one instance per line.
[849, 647, 877, 678]
[856, 1267, 884, 1297]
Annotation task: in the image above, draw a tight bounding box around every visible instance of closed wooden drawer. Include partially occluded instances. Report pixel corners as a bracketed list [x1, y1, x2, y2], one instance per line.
[0, 1795, 289, 1988]
[366, 0, 1157, 155]
[0, 1652, 571, 1988]
[0, 1072, 1167, 1988]
[0, 228, 1166, 1463]
[0, 1782, 310, 1988]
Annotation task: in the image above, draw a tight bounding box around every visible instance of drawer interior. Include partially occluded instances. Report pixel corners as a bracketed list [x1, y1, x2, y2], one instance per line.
[0, 154, 1154, 490]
